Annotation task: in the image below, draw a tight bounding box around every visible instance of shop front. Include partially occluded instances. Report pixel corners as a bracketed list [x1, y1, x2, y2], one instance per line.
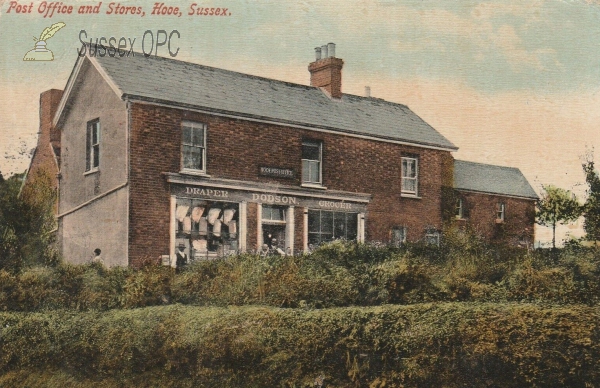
[166, 174, 370, 260]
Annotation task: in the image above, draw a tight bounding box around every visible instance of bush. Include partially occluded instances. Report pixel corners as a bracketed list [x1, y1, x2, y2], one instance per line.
[1, 303, 599, 387]
[2, 240, 600, 312]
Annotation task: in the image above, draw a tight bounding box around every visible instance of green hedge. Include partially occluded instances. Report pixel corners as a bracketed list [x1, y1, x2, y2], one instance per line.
[0, 303, 598, 387]
[1, 241, 600, 312]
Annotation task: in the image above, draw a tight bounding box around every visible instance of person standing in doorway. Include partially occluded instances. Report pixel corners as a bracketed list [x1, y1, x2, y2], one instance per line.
[175, 243, 188, 272]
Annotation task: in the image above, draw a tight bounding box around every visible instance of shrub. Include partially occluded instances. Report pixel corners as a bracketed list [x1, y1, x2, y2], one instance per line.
[1, 303, 599, 387]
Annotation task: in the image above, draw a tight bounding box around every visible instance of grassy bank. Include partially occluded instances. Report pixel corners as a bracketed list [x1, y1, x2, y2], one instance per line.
[1, 302, 598, 387]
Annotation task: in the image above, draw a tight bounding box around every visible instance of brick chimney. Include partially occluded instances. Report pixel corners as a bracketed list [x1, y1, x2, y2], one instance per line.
[40, 89, 64, 151]
[309, 42, 344, 99]
[20, 88, 64, 212]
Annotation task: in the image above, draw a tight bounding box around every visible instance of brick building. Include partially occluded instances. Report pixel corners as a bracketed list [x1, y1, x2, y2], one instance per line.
[25, 43, 537, 266]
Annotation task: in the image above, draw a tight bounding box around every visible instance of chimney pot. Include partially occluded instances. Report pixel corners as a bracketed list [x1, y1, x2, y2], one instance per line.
[314, 47, 322, 60]
[327, 43, 335, 58]
[321, 44, 328, 59]
[365, 86, 371, 97]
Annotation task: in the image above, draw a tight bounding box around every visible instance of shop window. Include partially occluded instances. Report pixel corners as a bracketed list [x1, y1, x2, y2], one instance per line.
[308, 210, 357, 246]
[496, 203, 505, 222]
[262, 205, 286, 249]
[455, 198, 464, 219]
[401, 157, 418, 195]
[391, 226, 407, 246]
[302, 140, 322, 185]
[182, 121, 206, 173]
[86, 119, 100, 172]
[175, 198, 238, 259]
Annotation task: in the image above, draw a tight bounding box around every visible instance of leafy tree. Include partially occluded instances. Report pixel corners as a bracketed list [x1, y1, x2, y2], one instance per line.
[536, 185, 581, 249]
[582, 158, 600, 244]
[0, 169, 58, 271]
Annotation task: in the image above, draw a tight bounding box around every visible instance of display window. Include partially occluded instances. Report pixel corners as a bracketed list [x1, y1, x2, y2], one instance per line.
[175, 198, 239, 259]
[308, 210, 358, 245]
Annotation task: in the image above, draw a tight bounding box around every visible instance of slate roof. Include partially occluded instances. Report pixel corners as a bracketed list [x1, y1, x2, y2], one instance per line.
[454, 160, 538, 199]
[92, 53, 457, 150]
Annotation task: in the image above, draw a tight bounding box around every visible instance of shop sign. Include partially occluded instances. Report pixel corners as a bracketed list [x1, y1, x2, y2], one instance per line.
[259, 166, 295, 179]
[251, 193, 298, 204]
[173, 185, 367, 212]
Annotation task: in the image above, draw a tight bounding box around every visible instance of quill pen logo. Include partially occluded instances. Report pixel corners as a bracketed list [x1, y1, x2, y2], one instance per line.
[23, 22, 65, 61]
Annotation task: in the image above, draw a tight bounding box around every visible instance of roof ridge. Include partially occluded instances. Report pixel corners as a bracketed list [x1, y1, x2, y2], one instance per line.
[455, 159, 520, 171]
[91, 44, 413, 108]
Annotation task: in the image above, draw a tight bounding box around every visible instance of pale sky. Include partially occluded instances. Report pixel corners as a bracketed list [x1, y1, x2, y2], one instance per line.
[1, 0, 599, 244]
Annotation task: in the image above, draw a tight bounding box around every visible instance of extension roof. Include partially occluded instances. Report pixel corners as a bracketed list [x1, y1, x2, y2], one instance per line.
[55, 51, 457, 151]
[454, 160, 538, 199]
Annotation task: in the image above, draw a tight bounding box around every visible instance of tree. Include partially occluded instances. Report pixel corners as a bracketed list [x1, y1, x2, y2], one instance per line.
[582, 157, 600, 244]
[536, 185, 581, 249]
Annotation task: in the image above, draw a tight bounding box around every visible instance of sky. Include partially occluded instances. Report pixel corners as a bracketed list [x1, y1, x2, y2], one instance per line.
[1, 0, 599, 244]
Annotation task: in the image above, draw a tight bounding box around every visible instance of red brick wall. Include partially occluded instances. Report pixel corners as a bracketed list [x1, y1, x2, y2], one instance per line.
[128, 103, 452, 265]
[456, 191, 536, 244]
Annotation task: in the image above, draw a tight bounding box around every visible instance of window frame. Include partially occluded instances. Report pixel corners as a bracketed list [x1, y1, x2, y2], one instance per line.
[261, 205, 287, 224]
[424, 227, 440, 246]
[391, 226, 407, 246]
[308, 209, 358, 245]
[496, 203, 505, 222]
[455, 198, 464, 219]
[181, 121, 207, 174]
[302, 140, 323, 185]
[85, 119, 100, 172]
[401, 156, 419, 196]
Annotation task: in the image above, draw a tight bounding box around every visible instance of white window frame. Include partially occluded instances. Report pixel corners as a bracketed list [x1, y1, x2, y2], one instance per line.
[424, 228, 440, 246]
[181, 121, 207, 174]
[392, 226, 407, 246]
[302, 140, 322, 185]
[455, 198, 464, 219]
[401, 157, 418, 195]
[496, 203, 505, 222]
[261, 205, 287, 225]
[86, 119, 100, 172]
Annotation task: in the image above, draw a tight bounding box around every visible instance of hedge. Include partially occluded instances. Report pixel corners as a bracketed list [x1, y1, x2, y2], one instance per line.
[1, 302, 598, 387]
[1, 241, 600, 312]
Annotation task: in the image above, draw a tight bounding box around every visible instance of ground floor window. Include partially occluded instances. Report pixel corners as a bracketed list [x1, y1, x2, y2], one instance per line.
[262, 205, 287, 252]
[391, 226, 407, 246]
[175, 198, 239, 258]
[308, 210, 358, 245]
[424, 227, 440, 246]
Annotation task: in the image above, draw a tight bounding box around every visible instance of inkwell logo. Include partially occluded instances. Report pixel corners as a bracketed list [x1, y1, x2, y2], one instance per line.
[23, 22, 65, 61]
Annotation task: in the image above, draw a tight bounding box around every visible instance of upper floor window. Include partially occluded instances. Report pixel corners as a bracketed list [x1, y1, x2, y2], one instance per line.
[86, 119, 100, 172]
[302, 140, 322, 185]
[401, 157, 418, 195]
[496, 203, 505, 222]
[182, 122, 206, 173]
[455, 198, 464, 219]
